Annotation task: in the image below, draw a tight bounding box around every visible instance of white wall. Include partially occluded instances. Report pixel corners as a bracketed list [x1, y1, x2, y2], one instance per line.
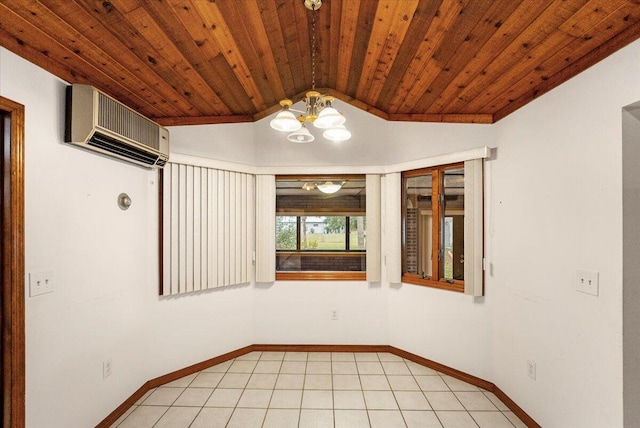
[0, 48, 254, 427]
[170, 122, 256, 165]
[487, 41, 640, 426]
[253, 281, 388, 345]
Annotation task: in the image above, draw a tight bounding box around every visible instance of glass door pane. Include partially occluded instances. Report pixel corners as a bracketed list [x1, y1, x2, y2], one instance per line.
[405, 174, 433, 278]
[440, 167, 464, 281]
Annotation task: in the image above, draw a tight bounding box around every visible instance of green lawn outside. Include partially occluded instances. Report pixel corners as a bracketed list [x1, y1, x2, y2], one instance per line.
[301, 232, 366, 250]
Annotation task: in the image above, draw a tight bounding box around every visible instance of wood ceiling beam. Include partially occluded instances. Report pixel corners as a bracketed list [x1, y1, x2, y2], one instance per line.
[388, 113, 493, 124]
[153, 115, 254, 127]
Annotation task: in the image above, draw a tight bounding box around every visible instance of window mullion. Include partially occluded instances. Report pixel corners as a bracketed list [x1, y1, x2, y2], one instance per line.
[432, 170, 441, 281]
[345, 216, 350, 250]
[296, 216, 301, 251]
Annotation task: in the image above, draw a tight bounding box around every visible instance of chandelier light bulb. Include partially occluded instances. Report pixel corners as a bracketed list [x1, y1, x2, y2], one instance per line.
[287, 124, 315, 143]
[270, 99, 302, 132]
[323, 124, 351, 142]
[314, 106, 345, 129]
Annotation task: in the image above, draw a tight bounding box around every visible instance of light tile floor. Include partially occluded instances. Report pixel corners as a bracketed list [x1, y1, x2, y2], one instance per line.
[111, 352, 528, 428]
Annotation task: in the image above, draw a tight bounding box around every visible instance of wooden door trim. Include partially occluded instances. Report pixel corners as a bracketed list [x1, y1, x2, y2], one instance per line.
[1, 95, 26, 428]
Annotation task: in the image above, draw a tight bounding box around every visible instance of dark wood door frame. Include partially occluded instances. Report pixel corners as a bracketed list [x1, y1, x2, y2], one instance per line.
[1, 96, 25, 427]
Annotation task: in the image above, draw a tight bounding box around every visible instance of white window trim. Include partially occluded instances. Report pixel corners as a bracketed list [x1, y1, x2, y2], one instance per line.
[366, 174, 381, 282]
[464, 158, 484, 296]
[255, 175, 276, 282]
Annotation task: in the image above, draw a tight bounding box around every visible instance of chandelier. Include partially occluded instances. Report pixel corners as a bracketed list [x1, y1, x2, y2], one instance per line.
[269, 0, 351, 143]
[302, 180, 345, 194]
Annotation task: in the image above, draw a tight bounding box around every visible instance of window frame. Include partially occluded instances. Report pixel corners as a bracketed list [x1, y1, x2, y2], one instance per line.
[275, 174, 366, 281]
[402, 162, 465, 293]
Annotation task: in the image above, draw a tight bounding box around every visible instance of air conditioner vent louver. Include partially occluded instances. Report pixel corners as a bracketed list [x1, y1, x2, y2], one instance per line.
[88, 134, 159, 166]
[65, 84, 169, 168]
[97, 92, 160, 151]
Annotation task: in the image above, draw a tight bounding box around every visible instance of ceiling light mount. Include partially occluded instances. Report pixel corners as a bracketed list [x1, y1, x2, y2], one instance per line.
[271, 0, 351, 143]
[303, 0, 322, 11]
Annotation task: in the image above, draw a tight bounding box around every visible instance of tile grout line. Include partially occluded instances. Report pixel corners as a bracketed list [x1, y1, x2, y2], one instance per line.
[357, 352, 372, 428]
[226, 353, 256, 428]
[184, 367, 217, 428]
[382, 353, 409, 428]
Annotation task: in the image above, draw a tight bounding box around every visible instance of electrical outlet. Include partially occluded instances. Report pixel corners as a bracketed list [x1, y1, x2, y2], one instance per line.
[29, 271, 54, 297]
[527, 360, 536, 380]
[103, 359, 112, 379]
[331, 309, 339, 320]
[576, 269, 599, 296]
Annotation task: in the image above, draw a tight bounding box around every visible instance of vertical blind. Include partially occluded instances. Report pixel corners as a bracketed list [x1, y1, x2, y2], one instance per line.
[162, 162, 254, 295]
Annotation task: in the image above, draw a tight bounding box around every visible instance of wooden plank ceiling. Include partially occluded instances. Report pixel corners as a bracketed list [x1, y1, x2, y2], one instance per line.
[1, 0, 640, 125]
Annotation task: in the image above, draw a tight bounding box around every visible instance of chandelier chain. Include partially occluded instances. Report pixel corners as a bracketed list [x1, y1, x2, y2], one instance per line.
[311, 8, 317, 91]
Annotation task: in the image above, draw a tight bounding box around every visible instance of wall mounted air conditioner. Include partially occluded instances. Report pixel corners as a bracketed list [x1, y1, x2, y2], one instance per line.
[65, 84, 169, 168]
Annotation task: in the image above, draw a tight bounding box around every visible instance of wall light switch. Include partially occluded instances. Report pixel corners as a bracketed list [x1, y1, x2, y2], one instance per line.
[29, 270, 54, 297]
[576, 269, 599, 296]
[103, 359, 112, 379]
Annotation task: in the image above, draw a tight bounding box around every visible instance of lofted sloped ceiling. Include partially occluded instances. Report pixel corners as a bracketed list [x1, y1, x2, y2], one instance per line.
[1, 0, 640, 126]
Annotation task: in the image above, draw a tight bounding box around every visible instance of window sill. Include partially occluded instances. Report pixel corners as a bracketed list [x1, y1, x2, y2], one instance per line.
[276, 271, 366, 281]
[401, 274, 464, 293]
[276, 251, 365, 257]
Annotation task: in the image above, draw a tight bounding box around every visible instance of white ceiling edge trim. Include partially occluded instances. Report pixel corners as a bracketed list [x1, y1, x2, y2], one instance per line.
[383, 146, 491, 173]
[170, 146, 491, 175]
